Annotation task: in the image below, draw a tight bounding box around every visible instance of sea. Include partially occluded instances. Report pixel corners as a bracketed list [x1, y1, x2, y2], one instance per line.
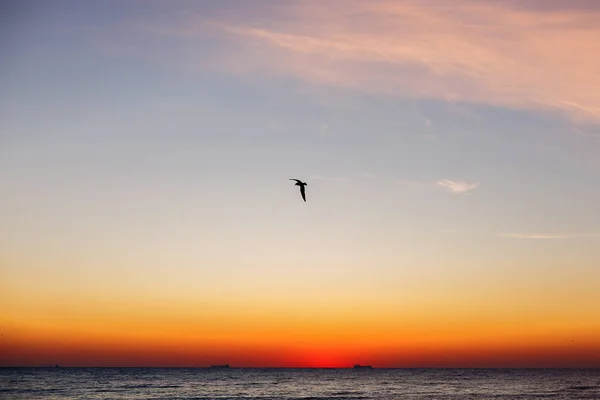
[0, 368, 599, 399]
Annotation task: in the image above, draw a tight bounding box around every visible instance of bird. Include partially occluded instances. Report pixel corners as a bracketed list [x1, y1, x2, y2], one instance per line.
[289, 179, 307, 202]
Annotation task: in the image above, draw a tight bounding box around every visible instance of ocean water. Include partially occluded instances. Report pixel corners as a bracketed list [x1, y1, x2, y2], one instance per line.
[0, 368, 599, 399]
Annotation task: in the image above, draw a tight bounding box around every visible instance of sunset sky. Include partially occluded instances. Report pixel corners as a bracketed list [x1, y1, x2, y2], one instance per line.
[1, 0, 600, 368]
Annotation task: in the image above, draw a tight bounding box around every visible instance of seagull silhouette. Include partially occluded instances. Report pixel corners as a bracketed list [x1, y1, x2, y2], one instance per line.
[289, 179, 307, 202]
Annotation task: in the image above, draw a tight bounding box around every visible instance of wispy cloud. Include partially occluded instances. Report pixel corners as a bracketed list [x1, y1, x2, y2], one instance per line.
[156, 0, 600, 123]
[499, 232, 600, 239]
[436, 179, 480, 194]
[311, 175, 349, 182]
[359, 172, 376, 180]
[499, 233, 571, 239]
[396, 179, 480, 194]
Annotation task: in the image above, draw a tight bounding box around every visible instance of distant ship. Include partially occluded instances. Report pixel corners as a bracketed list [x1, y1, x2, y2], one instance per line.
[210, 364, 230, 369]
[353, 364, 373, 369]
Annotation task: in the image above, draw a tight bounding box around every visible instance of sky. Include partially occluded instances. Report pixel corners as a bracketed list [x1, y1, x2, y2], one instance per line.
[1, 0, 600, 368]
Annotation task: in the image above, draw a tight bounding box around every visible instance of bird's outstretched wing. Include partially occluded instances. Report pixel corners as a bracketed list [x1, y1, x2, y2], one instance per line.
[289, 178, 302, 184]
[300, 185, 306, 202]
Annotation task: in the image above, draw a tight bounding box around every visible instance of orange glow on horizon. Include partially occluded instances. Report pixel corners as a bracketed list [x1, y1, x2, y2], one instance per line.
[2, 321, 599, 368]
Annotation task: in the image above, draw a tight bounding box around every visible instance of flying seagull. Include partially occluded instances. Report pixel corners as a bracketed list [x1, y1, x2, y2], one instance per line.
[289, 179, 307, 202]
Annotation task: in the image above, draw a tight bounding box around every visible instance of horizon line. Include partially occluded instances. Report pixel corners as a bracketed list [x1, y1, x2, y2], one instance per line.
[2, 366, 599, 370]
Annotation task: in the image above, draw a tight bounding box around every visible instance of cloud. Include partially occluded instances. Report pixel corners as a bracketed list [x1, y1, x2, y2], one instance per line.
[499, 232, 600, 239]
[499, 233, 570, 239]
[311, 175, 349, 182]
[397, 179, 480, 193]
[496, 0, 600, 13]
[156, 0, 600, 123]
[436, 179, 480, 194]
[359, 172, 376, 180]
